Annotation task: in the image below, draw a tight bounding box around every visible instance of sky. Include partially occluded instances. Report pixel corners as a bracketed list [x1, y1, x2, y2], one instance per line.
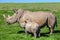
[0, 0, 60, 3]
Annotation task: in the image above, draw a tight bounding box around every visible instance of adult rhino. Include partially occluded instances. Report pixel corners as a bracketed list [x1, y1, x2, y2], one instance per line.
[3, 9, 57, 34]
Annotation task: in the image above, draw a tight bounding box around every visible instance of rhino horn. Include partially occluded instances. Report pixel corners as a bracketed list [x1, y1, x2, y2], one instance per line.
[2, 14, 7, 19]
[8, 15, 10, 18]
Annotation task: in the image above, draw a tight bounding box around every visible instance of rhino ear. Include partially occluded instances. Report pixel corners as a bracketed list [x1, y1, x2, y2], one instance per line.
[13, 9, 18, 13]
[2, 14, 7, 19]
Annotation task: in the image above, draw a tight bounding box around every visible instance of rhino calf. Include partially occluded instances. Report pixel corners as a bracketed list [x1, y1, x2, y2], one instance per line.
[25, 20, 40, 38]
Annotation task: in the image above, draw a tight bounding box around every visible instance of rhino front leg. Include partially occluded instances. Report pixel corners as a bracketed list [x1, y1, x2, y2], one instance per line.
[25, 30, 28, 35]
[34, 32, 37, 38]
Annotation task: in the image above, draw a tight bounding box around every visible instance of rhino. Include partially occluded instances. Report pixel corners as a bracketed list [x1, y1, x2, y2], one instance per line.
[24, 20, 40, 38]
[3, 9, 57, 34]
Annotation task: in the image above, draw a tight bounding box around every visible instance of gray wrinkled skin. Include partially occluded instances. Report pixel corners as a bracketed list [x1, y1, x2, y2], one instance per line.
[25, 20, 40, 38]
[3, 9, 57, 35]
[6, 14, 17, 24]
[3, 9, 24, 24]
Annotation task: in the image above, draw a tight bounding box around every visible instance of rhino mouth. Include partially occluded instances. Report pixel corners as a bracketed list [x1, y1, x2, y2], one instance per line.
[6, 22, 11, 25]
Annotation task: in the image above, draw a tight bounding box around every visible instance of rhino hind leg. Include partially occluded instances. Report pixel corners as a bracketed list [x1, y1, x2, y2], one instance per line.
[37, 30, 40, 37]
[48, 26, 54, 34]
[37, 32, 40, 38]
[33, 29, 40, 38]
[48, 21, 55, 34]
[47, 16, 56, 34]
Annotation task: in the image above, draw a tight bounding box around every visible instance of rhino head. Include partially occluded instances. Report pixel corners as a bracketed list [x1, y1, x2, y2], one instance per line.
[3, 9, 24, 24]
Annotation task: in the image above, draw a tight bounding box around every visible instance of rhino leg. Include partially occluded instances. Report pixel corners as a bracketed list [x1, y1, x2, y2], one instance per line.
[38, 31, 40, 37]
[33, 30, 40, 38]
[34, 32, 37, 38]
[34, 32, 40, 38]
[48, 18, 55, 34]
[25, 30, 28, 35]
[37, 32, 40, 37]
[37, 30, 40, 37]
[48, 26, 54, 34]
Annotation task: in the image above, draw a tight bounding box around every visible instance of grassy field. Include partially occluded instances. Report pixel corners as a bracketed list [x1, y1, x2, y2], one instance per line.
[0, 3, 60, 40]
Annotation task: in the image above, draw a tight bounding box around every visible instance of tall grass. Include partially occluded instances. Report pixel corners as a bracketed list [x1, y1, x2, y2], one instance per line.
[0, 3, 60, 40]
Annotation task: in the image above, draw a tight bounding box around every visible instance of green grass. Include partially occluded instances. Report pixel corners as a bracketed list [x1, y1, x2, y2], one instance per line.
[0, 3, 60, 11]
[0, 3, 60, 40]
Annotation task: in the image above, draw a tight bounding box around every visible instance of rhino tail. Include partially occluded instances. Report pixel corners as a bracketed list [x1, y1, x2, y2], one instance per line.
[55, 17, 57, 27]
